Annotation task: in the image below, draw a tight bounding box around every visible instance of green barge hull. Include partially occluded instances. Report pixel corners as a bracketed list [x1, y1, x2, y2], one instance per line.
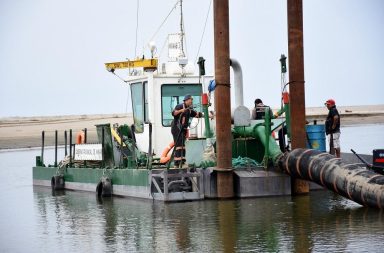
[33, 166, 204, 201]
[32, 120, 294, 202]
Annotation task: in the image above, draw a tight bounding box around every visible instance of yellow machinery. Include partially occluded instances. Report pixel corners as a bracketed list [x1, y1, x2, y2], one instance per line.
[104, 58, 158, 72]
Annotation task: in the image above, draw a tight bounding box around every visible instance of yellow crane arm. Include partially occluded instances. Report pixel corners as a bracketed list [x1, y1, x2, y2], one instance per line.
[105, 58, 158, 72]
[111, 128, 126, 147]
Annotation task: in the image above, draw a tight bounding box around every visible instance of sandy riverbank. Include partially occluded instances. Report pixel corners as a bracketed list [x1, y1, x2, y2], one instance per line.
[0, 114, 133, 150]
[305, 105, 384, 125]
[1, 105, 383, 150]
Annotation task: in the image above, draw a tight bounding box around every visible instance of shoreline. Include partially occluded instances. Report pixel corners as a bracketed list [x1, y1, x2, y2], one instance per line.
[1, 105, 383, 150]
[0, 113, 133, 150]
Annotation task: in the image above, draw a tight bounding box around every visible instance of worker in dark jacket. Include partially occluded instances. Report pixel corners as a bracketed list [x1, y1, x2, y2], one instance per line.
[325, 99, 341, 158]
[171, 95, 203, 168]
[251, 98, 273, 120]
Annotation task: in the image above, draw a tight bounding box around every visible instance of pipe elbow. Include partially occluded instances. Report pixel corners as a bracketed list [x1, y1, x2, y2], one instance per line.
[230, 58, 242, 72]
[230, 58, 244, 107]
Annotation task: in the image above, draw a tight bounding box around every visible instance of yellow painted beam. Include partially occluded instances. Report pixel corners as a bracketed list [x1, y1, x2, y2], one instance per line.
[105, 58, 158, 71]
[111, 128, 126, 147]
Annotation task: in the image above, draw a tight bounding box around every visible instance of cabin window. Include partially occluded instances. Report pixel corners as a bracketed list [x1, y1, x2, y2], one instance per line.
[161, 84, 202, 127]
[131, 82, 146, 133]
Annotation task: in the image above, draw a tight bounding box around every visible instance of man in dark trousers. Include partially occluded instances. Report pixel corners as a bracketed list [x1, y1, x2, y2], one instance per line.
[171, 95, 203, 168]
[325, 99, 341, 158]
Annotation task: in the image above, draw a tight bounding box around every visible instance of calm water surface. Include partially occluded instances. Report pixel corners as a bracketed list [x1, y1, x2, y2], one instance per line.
[0, 124, 383, 252]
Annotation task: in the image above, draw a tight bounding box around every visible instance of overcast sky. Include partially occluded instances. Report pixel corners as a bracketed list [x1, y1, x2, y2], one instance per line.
[0, 0, 383, 117]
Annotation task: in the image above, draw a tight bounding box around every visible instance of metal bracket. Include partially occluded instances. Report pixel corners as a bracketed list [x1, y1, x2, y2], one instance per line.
[151, 177, 164, 197]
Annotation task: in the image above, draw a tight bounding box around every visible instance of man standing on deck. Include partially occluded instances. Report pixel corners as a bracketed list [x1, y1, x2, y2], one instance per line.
[171, 95, 203, 168]
[325, 99, 341, 158]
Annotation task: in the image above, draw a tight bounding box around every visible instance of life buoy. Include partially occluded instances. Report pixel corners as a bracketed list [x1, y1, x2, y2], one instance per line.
[76, 131, 85, 144]
[160, 141, 175, 164]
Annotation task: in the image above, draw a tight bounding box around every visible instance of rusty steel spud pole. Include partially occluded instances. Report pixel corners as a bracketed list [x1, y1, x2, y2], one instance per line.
[214, 0, 233, 198]
[287, 0, 309, 194]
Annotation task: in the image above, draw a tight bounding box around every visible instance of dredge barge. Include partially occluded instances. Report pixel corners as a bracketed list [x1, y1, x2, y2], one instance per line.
[33, 0, 384, 208]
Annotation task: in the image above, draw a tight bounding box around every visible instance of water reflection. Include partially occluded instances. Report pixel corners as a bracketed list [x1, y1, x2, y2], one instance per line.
[291, 194, 313, 253]
[32, 187, 384, 252]
[1, 147, 383, 252]
[217, 200, 236, 252]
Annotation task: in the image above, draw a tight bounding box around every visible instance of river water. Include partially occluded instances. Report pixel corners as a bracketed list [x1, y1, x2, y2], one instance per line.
[0, 124, 383, 252]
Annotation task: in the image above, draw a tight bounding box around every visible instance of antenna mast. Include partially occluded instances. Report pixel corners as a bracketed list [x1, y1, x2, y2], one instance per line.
[179, 0, 185, 57]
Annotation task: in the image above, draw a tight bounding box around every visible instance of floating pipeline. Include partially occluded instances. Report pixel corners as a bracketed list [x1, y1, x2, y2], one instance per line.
[279, 148, 384, 209]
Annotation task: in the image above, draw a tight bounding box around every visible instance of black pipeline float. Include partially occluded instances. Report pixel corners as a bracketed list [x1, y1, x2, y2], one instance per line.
[279, 148, 384, 209]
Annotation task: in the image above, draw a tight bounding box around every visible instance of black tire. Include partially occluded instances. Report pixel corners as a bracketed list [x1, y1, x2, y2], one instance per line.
[96, 177, 112, 197]
[51, 175, 64, 190]
[96, 181, 103, 197]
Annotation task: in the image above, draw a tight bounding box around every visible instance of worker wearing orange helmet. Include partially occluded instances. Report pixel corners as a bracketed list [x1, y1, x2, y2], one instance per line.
[325, 99, 341, 158]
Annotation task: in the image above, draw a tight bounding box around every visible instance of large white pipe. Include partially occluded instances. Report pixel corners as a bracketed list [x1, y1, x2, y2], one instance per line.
[230, 58, 244, 107]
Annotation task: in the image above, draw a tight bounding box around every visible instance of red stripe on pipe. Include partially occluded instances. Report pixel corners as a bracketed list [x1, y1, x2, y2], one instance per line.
[296, 149, 312, 178]
[361, 189, 367, 207]
[333, 176, 339, 194]
[285, 153, 292, 175]
[319, 158, 338, 187]
[346, 180, 352, 200]
[307, 153, 328, 181]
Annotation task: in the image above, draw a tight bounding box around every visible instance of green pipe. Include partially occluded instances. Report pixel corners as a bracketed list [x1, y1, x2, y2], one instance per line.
[203, 104, 213, 138]
[264, 109, 271, 167]
[233, 124, 283, 166]
[284, 103, 291, 138]
[255, 126, 282, 166]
